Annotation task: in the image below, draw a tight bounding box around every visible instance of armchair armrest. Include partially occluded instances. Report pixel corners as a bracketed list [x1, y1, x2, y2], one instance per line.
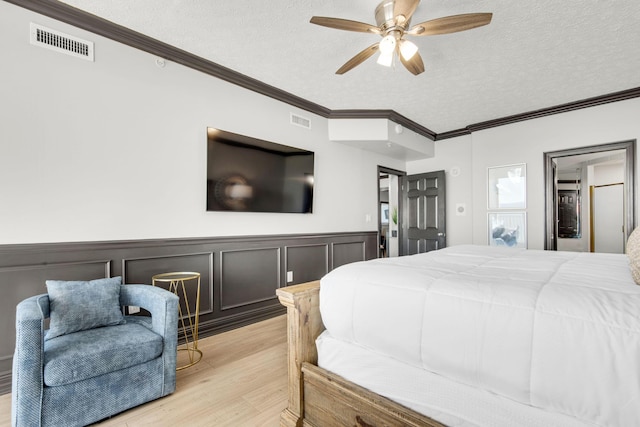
[120, 285, 179, 338]
[12, 294, 49, 427]
[120, 284, 179, 396]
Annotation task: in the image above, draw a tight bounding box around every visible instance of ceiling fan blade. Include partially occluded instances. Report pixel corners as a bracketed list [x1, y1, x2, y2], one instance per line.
[310, 16, 381, 34]
[393, 0, 420, 25]
[399, 49, 425, 75]
[408, 13, 492, 36]
[336, 43, 380, 75]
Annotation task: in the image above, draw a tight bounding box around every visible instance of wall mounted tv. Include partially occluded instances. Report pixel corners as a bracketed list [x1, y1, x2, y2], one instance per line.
[206, 128, 314, 213]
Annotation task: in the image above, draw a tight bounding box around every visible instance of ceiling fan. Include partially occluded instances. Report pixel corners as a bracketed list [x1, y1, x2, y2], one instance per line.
[310, 0, 492, 75]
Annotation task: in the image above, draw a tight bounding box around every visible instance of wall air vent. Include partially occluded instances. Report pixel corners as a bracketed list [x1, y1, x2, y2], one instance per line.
[29, 23, 94, 61]
[290, 113, 311, 130]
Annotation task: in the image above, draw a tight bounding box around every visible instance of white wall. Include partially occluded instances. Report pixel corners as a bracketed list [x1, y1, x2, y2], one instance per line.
[470, 99, 640, 249]
[3, 3, 639, 248]
[407, 100, 640, 250]
[0, 3, 406, 244]
[406, 135, 474, 247]
[592, 162, 625, 186]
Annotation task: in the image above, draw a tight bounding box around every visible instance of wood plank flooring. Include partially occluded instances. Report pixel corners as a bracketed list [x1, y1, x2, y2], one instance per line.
[0, 315, 288, 427]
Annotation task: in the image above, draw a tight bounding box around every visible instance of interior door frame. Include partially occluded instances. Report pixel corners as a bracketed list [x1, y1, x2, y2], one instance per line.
[543, 140, 636, 250]
[378, 166, 406, 257]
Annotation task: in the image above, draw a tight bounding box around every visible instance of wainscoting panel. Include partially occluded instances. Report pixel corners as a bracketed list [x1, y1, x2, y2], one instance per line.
[220, 248, 280, 310]
[0, 260, 110, 376]
[331, 241, 366, 270]
[284, 244, 329, 285]
[123, 252, 214, 317]
[0, 231, 376, 395]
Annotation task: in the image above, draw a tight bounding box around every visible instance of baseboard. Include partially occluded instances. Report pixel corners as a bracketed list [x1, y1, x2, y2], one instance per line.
[197, 304, 286, 339]
[0, 370, 11, 396]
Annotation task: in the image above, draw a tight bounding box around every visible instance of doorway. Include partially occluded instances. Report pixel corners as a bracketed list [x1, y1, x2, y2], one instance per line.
[378, 166, 405, 258]
[544, 140, 636, 252]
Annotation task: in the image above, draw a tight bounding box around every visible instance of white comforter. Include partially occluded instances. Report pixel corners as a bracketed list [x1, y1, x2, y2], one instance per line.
[319, 245, 640, 427]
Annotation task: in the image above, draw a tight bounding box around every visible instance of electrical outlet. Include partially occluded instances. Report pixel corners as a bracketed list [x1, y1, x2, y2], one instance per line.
[287, 271, 294, 283]
[129, 306, 140, 314]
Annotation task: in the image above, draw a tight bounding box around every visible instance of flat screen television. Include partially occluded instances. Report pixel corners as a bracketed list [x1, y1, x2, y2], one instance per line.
[206, 128, 314, 213]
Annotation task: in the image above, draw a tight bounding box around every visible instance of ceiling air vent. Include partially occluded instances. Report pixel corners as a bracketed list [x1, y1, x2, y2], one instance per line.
[30, 23, 94, 61]
[290, 113, 311, 130]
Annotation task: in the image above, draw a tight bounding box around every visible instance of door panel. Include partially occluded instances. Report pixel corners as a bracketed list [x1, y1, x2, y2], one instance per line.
[403, 170, 446, 255]
[425, 194, 438, 228]
[407, 196, 423, 229]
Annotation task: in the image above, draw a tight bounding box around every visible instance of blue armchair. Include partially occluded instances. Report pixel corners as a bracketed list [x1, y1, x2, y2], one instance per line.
[11, 280, 179, 427]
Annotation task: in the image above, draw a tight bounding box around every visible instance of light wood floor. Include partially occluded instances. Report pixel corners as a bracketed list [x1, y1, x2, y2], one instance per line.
[0, 315, 288, 427]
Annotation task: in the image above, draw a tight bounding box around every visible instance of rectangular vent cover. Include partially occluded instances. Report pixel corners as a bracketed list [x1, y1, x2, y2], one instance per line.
[30, 23, 94, 61]
[290, 113, 311, 129]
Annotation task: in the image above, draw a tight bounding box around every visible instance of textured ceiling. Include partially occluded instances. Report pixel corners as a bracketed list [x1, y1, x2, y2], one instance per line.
[58, 0, 640, 134]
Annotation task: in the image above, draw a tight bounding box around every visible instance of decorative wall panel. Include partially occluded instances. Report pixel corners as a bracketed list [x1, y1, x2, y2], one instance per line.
[284, 244, 329, 285]
[0, 260, 110, 377]
[332, 241, 366, 269]
[219, 248, 280, 310]
[123, 252, 214, 317]
[0, 231, 376, 395]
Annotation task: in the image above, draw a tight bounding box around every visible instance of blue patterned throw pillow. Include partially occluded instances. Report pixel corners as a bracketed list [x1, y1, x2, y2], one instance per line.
[45, 276, 125, 340]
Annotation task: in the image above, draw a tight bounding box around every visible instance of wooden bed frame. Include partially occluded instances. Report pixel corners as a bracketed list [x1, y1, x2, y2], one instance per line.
[276, 281, 446, 427]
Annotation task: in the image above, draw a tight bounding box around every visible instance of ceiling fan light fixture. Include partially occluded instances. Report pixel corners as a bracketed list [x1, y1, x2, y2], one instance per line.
[378, 34, 396, 54]
[311, 1, 492, 75]
[377, 51, 393, 67]
[399, 39, 418, 60]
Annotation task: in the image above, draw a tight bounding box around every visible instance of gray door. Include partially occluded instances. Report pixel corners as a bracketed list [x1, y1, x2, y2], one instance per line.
[402, 170, 446, 255]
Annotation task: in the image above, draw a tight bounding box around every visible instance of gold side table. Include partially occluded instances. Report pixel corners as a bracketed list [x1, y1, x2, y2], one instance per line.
[152, 272, 203, 370]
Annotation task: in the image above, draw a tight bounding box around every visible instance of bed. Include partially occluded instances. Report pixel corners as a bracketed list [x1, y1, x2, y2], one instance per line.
[276, 245, 640, 427]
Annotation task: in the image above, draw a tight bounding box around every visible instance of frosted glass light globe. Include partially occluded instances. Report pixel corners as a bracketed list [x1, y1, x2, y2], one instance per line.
[379, 35, 396, 54]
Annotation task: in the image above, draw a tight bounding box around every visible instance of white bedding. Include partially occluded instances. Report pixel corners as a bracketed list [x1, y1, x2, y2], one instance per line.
[318, 245, 640, 427]
[317, 331, 597, 427]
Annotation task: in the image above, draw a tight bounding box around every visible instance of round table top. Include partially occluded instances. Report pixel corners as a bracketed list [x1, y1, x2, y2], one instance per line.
[151, 272, 201, 282]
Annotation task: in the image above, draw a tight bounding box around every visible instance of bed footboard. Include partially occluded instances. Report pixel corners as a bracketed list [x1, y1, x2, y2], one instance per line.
[276, 281, 324, 427]
[302, 362, 445, 427]
[277, 281, 446, 427]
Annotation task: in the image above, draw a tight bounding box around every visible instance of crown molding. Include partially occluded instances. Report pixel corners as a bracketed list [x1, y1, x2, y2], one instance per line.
[6, 0, 640, 143]
[434, 128, 472, 140]
[464, 87, 640, 135]
[434, 87, 640, 140]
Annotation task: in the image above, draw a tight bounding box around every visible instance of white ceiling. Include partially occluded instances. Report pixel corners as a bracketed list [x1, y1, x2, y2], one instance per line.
[57, 0, 640, 134]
